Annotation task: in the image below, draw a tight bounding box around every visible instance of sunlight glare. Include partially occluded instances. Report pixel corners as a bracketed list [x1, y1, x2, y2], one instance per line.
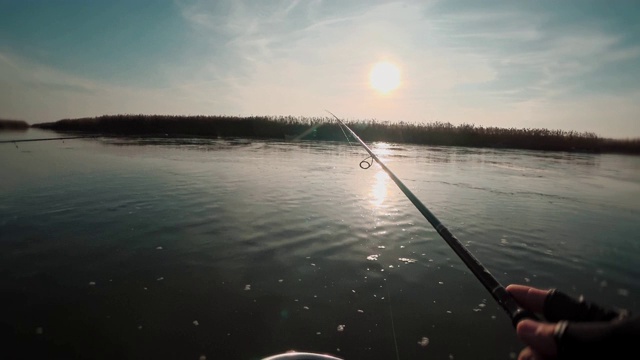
[371, 170, 389, 207]
[369, 62, 401, 94]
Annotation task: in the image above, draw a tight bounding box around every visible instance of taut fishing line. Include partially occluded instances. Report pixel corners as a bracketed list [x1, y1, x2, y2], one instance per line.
[330, 113, 400, 360]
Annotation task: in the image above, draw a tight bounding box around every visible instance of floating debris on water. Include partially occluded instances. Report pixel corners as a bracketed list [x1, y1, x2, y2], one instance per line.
[311, 263, 316, 267]
[618, 288, 629, 296]
[156, 246, 163, 250]
[244, 285, 251, 291]
[303, 306, 310, 310]
[199, 356, 207, 360]
[438, 281, 444, 285]
[366, 254, 379, 261]
[337, 325, 345, 332]
[316, 332, 321, 335]
[418, 337, 430, 347]
[357, 309, 364, 313]
[399, 258, 417, 264]
[138, 325, 142, 330]
[352, 290, 356, 293]
[193, 320, 199, 326]
[89, 281, 96, 286]
[278, 279, 284, 283]
[157, 277, 164, 281]
[35, 327, 43, 335]
[377, 246, 386, 249]
[400, 245, 405, 248]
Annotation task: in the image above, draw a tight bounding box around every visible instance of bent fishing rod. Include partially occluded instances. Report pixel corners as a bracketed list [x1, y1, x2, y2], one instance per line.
[327, 111, 537, 327]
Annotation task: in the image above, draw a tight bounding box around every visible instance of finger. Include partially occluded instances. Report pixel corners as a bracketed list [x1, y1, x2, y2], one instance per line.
[518, 346, 554, 360]
[518, 347, 546, 360]
[516, 319, 558, 358]
[507, 285, 552, 313]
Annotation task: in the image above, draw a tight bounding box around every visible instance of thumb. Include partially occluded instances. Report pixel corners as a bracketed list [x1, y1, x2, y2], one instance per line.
[516, 319, 558, 358]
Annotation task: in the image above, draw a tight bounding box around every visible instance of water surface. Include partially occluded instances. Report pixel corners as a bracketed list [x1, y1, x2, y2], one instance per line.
[1, 129, 639, 359]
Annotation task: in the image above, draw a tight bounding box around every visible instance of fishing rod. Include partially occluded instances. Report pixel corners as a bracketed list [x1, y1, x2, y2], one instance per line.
[327, 111, 537, 327]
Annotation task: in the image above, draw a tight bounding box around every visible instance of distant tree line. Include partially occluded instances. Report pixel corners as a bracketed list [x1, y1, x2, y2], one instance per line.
[31, 114, 640, 154]
[0, 118, 29, 130]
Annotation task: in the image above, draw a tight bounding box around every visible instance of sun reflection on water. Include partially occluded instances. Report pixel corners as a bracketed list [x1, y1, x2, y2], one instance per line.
[371, 170, 389, 207]
[369, 143, 392, 207]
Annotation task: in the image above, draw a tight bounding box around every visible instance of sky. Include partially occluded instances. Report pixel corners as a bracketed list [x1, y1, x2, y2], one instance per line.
[1, 0, 639, 138]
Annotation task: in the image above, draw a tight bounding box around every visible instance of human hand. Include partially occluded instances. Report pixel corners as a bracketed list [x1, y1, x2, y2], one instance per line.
[506, 284, 634, 360]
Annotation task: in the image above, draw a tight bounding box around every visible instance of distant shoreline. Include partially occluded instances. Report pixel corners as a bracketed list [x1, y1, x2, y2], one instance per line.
[31, 114, 640, 155]
[0, 119, 29, 131]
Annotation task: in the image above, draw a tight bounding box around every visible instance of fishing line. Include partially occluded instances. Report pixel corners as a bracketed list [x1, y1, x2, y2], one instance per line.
[331, 116, 401, 359]
[331, 117, 373, 169]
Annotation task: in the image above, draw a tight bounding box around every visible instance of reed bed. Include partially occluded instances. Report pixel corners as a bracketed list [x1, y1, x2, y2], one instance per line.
[32, 114, 640, 154]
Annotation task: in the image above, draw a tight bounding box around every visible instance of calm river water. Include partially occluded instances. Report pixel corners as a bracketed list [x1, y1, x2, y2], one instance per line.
[1, 129, 639, 360]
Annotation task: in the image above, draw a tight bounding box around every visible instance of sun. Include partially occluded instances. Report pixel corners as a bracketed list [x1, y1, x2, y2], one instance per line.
[369, 61, 401, 94]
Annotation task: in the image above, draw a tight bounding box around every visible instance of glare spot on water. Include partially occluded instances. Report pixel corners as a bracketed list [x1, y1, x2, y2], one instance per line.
[417, 337, 429, 347]
[438, 281, 444, 285]
[157, 277, 164, 281]
[509, 352, 517, 359]
[389, 265, 394, 268]
[357, 309, 364, 313]
[193, 320, 199, 326]
[36, 327, 43, 335]
[137, 325, 142, 330]
[367, 254, 379, 261]
[479, 303, 486, 308]
[399, 258, 417, 263]
[600, 280, 607, 287]
[337, 325, 345, 332]
[304, 306, 310, 310]
[618, 288, 629, 296]
[378, 246, 386, 249]
[400, 245, 405, 248]
[244, 285, 251, 291]
[199, 356, 207, 360]
[446, 310, 452, 314]
[311, 263, 316, 267]
[278, 279, 284, 283]
[156, 246, 163, 250]
[352, 290, 356, 293]
[524, 277, 530, 283]
[89, 282, 96, 286]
